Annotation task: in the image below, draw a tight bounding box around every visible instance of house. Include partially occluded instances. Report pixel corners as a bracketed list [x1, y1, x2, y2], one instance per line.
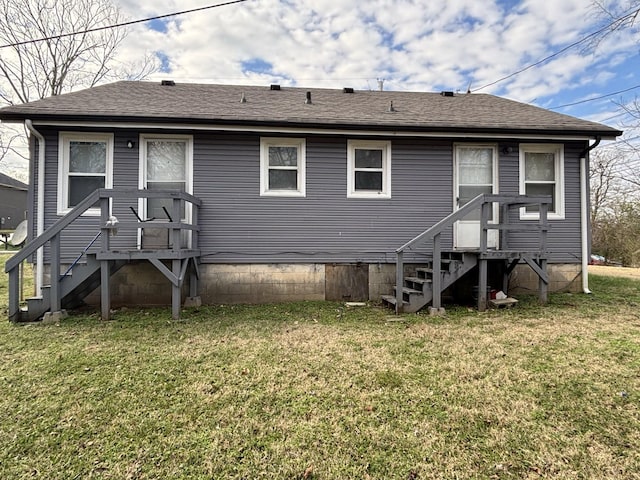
[0, 172, 27, 246]
[0, 81, 622, 321]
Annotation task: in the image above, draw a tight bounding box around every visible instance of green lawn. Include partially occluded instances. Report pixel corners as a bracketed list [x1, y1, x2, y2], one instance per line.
[1, 257, 639, 479]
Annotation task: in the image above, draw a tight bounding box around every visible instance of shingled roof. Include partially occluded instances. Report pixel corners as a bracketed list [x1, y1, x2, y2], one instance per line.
[0, 172, 28, 190]
[0, 81, 622, 139]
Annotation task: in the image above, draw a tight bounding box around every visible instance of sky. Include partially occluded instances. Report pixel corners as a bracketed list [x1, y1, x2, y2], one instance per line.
[2, 0, 640, 180]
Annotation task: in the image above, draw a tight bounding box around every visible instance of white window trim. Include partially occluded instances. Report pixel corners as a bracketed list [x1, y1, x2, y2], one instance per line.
[138, 134, 194, 221]
[57, 132, 113, 216]
[519, 143, 565, 220]
[347, 140, 392, 199]
[260, 137, 306, 197]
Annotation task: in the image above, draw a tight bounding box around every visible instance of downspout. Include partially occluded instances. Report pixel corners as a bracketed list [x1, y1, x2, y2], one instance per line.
[25, 120, 45, 295]
[579, 136, 601, 294]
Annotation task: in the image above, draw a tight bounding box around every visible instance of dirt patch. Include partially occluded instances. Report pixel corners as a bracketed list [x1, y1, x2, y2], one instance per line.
[589, 265, 640, 279]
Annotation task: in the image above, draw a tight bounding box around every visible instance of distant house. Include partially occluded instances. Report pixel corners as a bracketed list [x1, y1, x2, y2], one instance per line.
[0, 171, 27, 230]
[0, 81, 622, 321]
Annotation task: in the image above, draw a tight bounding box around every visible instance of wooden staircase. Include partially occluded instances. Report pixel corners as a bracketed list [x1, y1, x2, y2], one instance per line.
[382, 251, 478, 313]
[6, 188, 201, 322]
[21, 255, 128, 322]
[384, 194, 552, 314]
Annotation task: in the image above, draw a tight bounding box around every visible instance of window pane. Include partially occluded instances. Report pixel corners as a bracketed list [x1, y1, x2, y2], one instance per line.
[355, 149, 383, 169]
[269, 170, 298, 190]
[355, 171, 383, 191]
[269, 146, 298, 167]
[525, 153, 555, 181]
[69, 141, 106, 173]
[458, 185, 492, 206]
[458, 185, 492, 221]
[147, 141, 186, 181]
[68, 176, 104, 207]
[147, 181, 186, 219]
[459, 148, 492, 185]
[525, 184, 555, 212]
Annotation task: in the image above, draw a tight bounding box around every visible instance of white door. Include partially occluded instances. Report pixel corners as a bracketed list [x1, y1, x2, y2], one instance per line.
[139, 135, 193, 248]
[454, 145, 498, 249]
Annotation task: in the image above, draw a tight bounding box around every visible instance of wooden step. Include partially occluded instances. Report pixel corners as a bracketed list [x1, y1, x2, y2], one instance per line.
[394, 286, 423, 296]
[405, 276, 432, 285]
[380, 295, 410, 307]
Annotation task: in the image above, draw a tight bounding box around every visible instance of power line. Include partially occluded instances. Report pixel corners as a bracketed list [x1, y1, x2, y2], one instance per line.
[0, 0, 250, 50]
[472, 6, 640, 93]
[549, 83, 640, 109]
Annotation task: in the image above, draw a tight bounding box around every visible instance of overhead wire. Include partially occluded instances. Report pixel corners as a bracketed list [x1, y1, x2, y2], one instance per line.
[548, 83, 640, 109]
[0, 0, 250, 50]
[472, 5, 640, 93]
[1, 0, 638, 117]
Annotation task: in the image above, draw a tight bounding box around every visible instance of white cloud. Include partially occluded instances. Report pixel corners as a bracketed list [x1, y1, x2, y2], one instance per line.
[1, 0, 637, 178]
[23, 0, 640, 107]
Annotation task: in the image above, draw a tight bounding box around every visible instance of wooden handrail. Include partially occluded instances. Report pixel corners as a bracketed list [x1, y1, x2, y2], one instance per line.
[396, 194, 552, 254]
[394, 193, 552, 313]
[5, 188, 201, 322]
[5, 189, 202, 273]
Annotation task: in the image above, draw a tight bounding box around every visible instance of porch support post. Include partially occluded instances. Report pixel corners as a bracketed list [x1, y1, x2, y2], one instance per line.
[538, 258, 548, 305]
[395, 251, 404, 314]
[172, 259, 181, 320]
[478, 258, 488, 311]
[50, 234, 61, 313]
[8, 265, 19, 322]
[189, 259, 199, 298]
[432, 234, 442, 310]
[100, 260, 111, 320]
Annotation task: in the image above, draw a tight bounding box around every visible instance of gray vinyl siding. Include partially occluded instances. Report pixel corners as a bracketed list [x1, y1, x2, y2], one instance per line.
[498, 141, 585, 264]
[195, 134, 453, 264]
[38, 128, 140, 262]
[33, 127, 586, 264]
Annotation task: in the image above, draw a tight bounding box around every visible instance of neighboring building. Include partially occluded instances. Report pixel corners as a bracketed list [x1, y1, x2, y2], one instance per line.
[0, 81, 622, 321]
[0, 171, 27, 230]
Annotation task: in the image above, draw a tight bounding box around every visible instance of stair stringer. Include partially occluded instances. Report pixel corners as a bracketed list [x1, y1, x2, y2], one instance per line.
[383, 252, 479, 313]
[21, 255, 127, 321]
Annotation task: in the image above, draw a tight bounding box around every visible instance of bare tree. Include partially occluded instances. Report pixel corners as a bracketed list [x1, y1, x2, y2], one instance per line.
[589, 1, 640, 47]
[590, 148, 620, 224]
[0, 0, 157, 165]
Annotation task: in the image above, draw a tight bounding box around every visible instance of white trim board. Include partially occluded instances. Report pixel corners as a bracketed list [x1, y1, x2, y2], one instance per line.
[32, 120, 611, 141]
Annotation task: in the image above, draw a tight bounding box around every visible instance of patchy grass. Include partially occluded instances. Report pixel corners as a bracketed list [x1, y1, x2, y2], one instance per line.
[1, 257, 639, 479]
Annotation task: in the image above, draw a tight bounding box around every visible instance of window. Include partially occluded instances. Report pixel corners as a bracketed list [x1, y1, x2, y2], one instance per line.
[58, 133, 113, 215]
[519, 144, 564, 219]
[260, 137, 306, 197]
[347, 140, 391, 198]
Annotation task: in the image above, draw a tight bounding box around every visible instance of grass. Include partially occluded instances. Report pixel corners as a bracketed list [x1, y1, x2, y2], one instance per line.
[1, 258, 639, 479]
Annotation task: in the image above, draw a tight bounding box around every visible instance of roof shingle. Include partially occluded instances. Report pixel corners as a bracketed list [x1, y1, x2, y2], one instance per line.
[0, 81, 622, 138]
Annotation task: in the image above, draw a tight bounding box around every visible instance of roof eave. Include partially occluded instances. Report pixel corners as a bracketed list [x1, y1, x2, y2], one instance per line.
[2, 112, 623, 140]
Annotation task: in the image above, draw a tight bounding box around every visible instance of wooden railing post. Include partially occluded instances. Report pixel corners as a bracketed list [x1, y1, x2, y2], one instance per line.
[99, 194, 111, 320]
[100, 196, 110, 253]
[191, 203, 198, 250]
[480, 200, 491, 253]
[501, 203, 510, 250]
[172, 197, 181, 251]
[539, 201, 549, 304]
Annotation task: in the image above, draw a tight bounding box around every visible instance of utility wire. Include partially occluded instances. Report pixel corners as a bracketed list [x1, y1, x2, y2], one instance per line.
[0, 0, 250, 50]
[549, 83, 640, 109]
[472, 6, 640, 93]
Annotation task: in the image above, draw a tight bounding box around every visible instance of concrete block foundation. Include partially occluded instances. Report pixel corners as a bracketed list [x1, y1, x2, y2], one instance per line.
[509, 263, 582, 295]
[70, 261, 584, 308]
